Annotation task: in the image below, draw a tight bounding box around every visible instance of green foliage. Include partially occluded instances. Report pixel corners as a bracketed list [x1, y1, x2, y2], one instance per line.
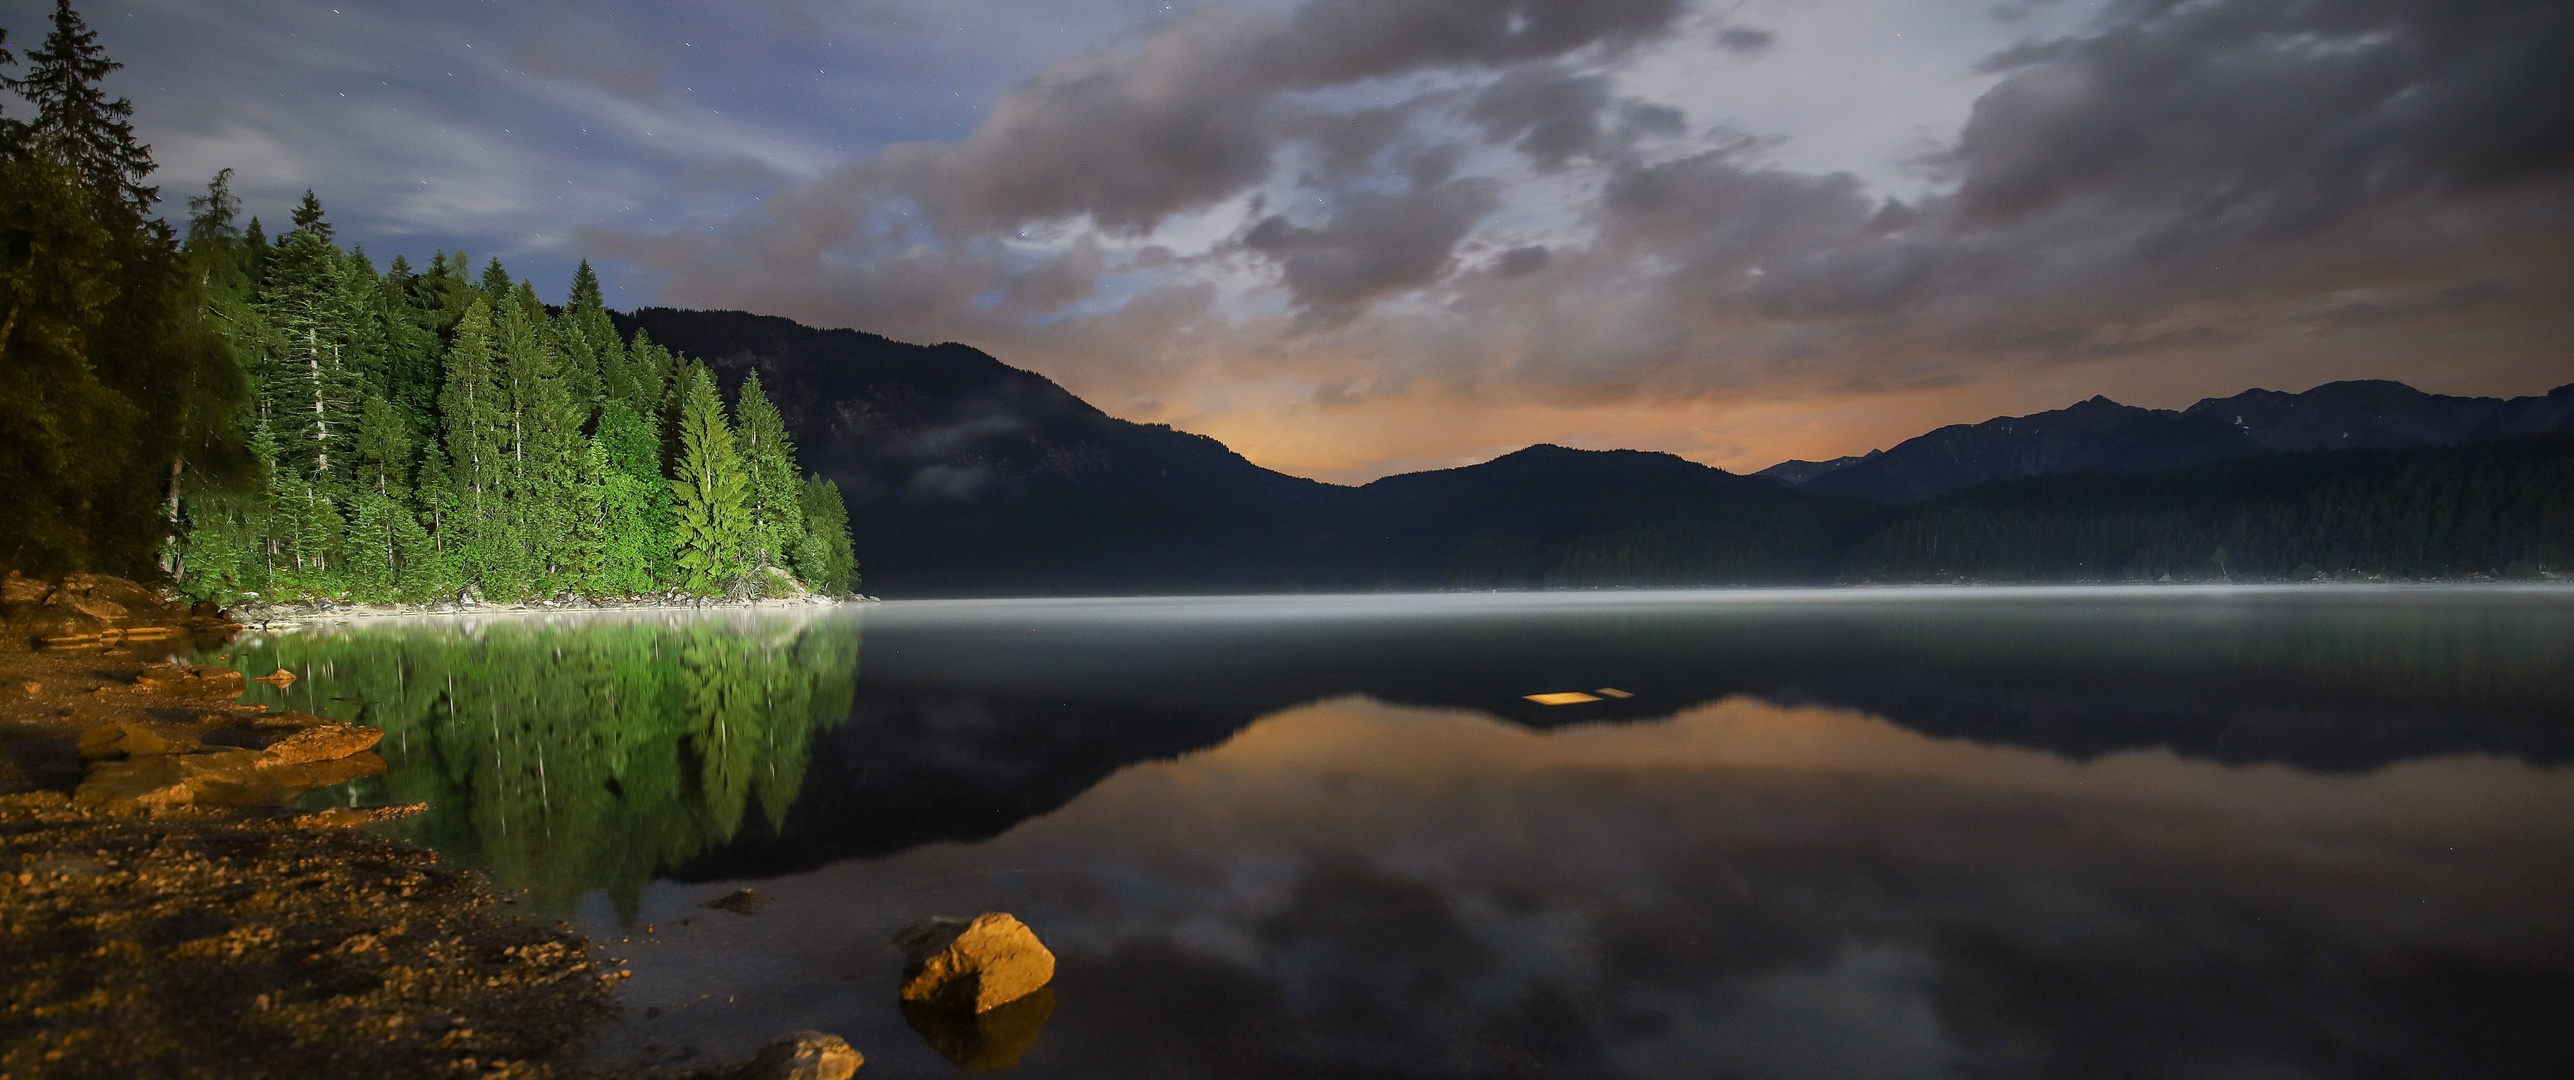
[222, 612, 860, 918]
[1, 0, 157, 212]
[0, 153, 138, 571]
[1, 15, 846, 594]
[796, 475, 858, 595]
[353, 394, 408, 498]
[0, 19, 250, 577]
[669, 365, 751, 595]
[593, 402, 670, 592]
[437, 299, 506, 590]
[556, 259, 616, 411]
[735, 371, 805, 570]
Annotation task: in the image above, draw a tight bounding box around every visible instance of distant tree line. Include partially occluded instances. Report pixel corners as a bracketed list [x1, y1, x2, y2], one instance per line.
[0, 1, 855, 600]
[1843, 436, 2574, 583]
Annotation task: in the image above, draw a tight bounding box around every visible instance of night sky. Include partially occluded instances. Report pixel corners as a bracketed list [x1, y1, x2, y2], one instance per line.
[12, 0, 2570, 481]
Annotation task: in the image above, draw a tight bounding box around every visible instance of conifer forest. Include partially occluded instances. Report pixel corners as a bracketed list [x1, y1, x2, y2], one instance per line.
[0, 3, 855, 602]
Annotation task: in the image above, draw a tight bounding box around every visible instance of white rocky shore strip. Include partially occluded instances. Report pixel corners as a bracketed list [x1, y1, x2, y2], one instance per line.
[231, 588, 881, 629]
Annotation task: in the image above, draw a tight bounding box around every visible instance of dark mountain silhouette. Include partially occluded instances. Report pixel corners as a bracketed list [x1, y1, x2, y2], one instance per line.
[2185, 379, 2574, 452]
[1850, 435, 2574, 583]
[1759, 380, 2574, 503]
[615, 308, 1876, 596]
[618, 306, 2569, 594]
[617, 308, 1341, 596]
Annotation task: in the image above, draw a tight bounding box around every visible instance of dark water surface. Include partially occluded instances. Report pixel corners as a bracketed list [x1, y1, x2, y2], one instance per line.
[213, 587, 2574, 1077]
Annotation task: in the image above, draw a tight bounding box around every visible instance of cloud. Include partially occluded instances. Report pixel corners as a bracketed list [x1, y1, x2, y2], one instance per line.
[605, 0, 2574, 480]
[1716, 26, 1777, 55]
[1243, 177, 1502, 319]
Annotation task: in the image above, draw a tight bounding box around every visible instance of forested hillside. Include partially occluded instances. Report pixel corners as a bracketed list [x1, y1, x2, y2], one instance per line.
[1, 4, 855, 602]
[162, 185, 857, 603]
[1848, 436, 2574, 583]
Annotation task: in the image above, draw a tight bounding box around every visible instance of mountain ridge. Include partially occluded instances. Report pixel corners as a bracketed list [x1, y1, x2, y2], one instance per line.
[1759, 379, 2574, 503]
[615, 306, 2571, 594]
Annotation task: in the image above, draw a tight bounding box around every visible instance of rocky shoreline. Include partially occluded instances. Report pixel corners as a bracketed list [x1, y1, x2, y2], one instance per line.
[0, 574, 873, 1078]
[229, 589, 879, 631]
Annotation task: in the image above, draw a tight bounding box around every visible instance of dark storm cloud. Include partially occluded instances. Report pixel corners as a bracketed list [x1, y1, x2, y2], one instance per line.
[1245, 178, 1503, 317]
[1468, 65, 1614, 172]
[1954, 0, 2574, 231]
[609, 0, 2574, 480]
[1472, 0, 2574, 385]
[876, 0, 1690, 236]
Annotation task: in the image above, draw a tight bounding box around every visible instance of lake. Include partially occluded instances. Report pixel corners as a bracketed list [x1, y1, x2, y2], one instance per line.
[211, 587, 2574, 1077]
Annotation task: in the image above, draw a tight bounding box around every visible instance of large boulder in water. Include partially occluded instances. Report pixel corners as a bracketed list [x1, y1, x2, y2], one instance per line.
[892, 913, 1056, 1013]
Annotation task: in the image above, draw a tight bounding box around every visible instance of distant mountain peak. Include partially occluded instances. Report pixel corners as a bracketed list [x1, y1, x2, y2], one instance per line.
[1761, 378, 2574, 503]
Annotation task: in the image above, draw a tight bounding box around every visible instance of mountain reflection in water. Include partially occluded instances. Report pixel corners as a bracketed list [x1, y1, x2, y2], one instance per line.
[216, 588, 2574, 1077]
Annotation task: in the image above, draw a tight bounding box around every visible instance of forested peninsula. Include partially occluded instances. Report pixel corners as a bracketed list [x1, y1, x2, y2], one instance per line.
[0, 6, 854, 606]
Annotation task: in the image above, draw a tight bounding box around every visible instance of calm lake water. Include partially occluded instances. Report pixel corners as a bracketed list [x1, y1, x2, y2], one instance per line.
[211, 587, 2574, 1078]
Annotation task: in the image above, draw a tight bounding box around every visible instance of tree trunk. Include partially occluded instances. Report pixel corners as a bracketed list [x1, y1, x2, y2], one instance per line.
[161, 456, 186, 578]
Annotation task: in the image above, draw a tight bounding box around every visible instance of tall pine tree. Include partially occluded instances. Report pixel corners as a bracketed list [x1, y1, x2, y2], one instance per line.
[669, 365, 749, 596]
[733, 371, 805, 573]
[438, 299, 506, 591]
[0, 0, 156, 212]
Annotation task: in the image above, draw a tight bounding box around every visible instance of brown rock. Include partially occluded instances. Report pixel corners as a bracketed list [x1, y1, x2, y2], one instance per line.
[1, 572, 46, 605]
[64, 573, 170, 613]
[79, 722, 204, 760]
[74, 751, 260, 811]
[255, 752, 388, 792]
[72, 747, 388, 812]
[893, 913, 1056, 1014]
[134, 663, 248, 699]
[21, 605, 111, 643]
[745, 1030, 863, 1080]
[64, 594, 131, 621]
[261, 720, 384, 764]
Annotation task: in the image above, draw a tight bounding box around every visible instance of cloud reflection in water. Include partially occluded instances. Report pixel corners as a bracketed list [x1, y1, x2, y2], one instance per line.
[602, 692, 2574, 1078]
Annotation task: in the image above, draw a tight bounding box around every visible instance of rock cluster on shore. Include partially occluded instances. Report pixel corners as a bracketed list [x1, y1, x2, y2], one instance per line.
[0, 572, 238, 648]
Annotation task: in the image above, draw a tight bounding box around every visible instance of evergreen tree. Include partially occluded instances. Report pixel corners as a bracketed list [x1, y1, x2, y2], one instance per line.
[0, 0, 156, 212]
[496, 281, 581, 592]
[1, 28, 246, 576]
[353, 394, 409, 499]
[182, 169, 253, 300]
[564, 436, 613, 594]
[377, 254, 442, 442]
[412, 442, 460, 569]
[256, 198, 362, 489]
[557, 260, 617, 411]
[479, 256, 512, 303]
[669, 365, 750, 596]
[795, 475, 858, 595]
[595, 400, 675, 585]
[286, 188, 331, 242]
[438, 299, 506, 587]
[623, 328, 676, 428]
[344, 487, 397, 597]
[0, 151, 141, 570]
[241, 216, 270, 288]
[733, 371, 805, 573]
[589, 433, 659, 595]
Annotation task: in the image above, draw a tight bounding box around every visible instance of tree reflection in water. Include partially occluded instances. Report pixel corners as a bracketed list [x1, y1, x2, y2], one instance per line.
[216, 610, 860, 919]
